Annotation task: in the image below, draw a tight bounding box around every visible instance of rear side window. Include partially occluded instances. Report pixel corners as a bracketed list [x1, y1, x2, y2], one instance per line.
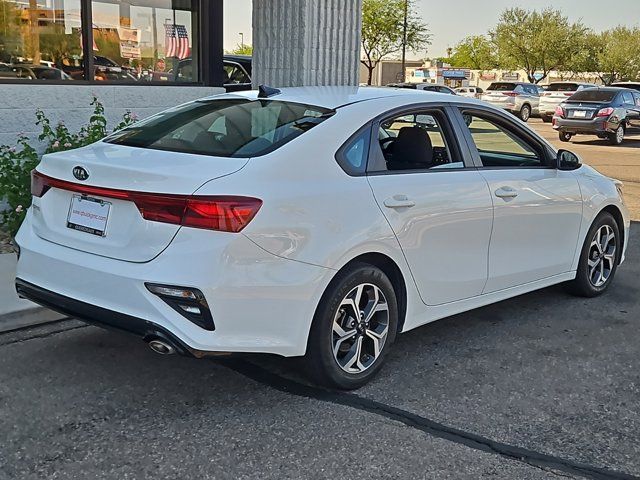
[569, 90, 617, 102]
[105, 99, 334, 158]
[335, 126, 372, 176]
[487, 83, 517, 91]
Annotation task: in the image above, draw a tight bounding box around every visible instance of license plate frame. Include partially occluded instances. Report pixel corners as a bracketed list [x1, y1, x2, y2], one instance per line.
[67, 195, 111, 237]
[573, 110, 587, 118]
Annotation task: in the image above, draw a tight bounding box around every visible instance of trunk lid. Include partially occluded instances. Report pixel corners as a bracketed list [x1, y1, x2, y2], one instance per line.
[31, 142, 249, 262]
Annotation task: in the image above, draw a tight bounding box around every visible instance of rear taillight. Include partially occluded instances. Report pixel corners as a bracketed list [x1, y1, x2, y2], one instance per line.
[564, 92, 574, 96]
[555, 106, 565, 118]
[502, 92, 518, 97]
[30, 171, 262, 233]
[596, 107, 614, 118]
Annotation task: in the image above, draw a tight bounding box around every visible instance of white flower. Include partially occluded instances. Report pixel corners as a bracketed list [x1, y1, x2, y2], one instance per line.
[15, 205, 23, 213]
[64, 142, 72, 148]
[53, 141, 60, 148]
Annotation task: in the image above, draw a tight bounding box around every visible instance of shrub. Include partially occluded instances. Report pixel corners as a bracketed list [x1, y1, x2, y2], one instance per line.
[0, 97, 136, 238]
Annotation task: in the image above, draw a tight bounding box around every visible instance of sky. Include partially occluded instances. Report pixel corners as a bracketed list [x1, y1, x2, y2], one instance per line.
[223, 0, 640, 57]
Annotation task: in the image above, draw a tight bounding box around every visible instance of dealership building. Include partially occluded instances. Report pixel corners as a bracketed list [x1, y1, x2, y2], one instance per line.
[0, 0, 362, 148]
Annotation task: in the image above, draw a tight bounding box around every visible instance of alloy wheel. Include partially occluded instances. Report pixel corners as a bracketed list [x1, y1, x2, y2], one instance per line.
[588, 225, 616, 287]
[332, 283, 389, 374]
[616, 126, 624, 144]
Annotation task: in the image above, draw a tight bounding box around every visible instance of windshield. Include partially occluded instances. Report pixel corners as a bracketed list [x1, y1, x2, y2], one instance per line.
[105, 99, 334, 158]
[487, 83, 517, 91]
[547, 83, 580, 92]
[568, 90, 618, 103]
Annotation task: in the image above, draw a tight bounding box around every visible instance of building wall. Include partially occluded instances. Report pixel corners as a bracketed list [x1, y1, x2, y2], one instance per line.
[0, 85, 224, 150]
[360, 60, 424, 86]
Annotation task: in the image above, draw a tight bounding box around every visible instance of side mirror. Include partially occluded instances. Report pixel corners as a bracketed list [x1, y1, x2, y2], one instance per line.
[557, 149, 581, 171]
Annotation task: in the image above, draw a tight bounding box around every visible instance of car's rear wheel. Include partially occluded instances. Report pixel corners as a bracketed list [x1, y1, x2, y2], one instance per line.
[567, 212, 620, 297]
[608, 125, 624, 145]
[559, 131, 573, 142]
[519, 104, 531, 122]
[541, 115, 552, 123]
[305, 263, 398, 390]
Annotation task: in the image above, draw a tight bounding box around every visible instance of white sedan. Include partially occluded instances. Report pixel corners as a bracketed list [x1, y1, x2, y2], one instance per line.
[15, 86, 630, 389]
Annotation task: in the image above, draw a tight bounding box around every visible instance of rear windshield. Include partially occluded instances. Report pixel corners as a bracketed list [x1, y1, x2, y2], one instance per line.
[487, 83, 517, 91]
[105, 99, 334, 158]
[547, 83, 580, 92]
[568, 90, 618, 102]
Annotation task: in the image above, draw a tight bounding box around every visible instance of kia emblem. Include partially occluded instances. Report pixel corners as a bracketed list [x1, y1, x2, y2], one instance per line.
[73, 166, 89, 181]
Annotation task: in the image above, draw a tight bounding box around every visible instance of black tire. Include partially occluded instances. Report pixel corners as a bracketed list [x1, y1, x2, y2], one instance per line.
[608, 125, 624, 145]
[566, 212, 620, 297]
[541, 115, 552, 123]
[304, 263, 398, 390]
[519, 104, 531, 122]
[559, 131, 572, 142]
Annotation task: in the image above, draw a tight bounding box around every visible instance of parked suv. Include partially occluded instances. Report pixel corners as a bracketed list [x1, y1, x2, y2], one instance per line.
[612, 82, 640, 93]
[539, 82, 597, 122]
[454, 86, 483, 98]
[480, 82, 540, 122]
[553, 87, 640, 145]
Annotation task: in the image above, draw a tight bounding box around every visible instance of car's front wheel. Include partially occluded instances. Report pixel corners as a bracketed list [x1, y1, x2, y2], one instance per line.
[567, 212, 620, 297]
[305, 263, 398, 390]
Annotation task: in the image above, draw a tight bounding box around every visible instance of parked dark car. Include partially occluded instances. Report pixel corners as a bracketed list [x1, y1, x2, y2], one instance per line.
[386, 82, 456, 94]
[0, 63, 18, 79]
[171, 55, 252, 91]
[61, 55, 137, 81]
[553, 87, 640, 145]
[612, 82, 640, 93]
[11, 65, 72, 80]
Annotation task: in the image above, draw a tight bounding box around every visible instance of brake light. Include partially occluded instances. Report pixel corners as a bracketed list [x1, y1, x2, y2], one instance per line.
[502, 92, 518, 97]
[555, 106, 565, 118]
[30, 171, 262, 233]
[596, 107, 614, 118]
[564, 92, 574, 96]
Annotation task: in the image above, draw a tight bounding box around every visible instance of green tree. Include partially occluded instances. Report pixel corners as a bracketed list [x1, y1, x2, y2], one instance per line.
[593, 27, 640, 84]
[227, 43, 252, 56]
[361, 0, 431, 85]
[448, 35, 497, 70]
[0, 0, 21, 62]
[491, 8, 589, 84]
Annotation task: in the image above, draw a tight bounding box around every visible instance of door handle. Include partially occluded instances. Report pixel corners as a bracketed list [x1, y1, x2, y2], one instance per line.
[384, 195, 416, 209]
[495, 187, 518, 199]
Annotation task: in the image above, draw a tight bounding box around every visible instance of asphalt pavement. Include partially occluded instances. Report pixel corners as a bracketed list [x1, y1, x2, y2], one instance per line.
[1, 223, 638, 480]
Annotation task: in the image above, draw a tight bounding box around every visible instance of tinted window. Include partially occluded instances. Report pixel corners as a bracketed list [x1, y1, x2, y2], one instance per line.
[622, 91, 635, 105]
[372, 110, 461, 172]
[547, 83, 580, 92]
[106, 99, 334, 158]
[460, 110, 545, 168]
[336, 128, 371, 176]
[569, 90, 618, 102]
[487, 83, 517, 91]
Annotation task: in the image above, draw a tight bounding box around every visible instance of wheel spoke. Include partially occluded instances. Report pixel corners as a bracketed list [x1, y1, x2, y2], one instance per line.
[364, 299, 388, 324]
[342, 336, 363, 371]
[603, 253, 616, 270]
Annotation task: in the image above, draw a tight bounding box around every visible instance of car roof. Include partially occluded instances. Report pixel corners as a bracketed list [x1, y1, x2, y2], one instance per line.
[203, 86, 456, 110]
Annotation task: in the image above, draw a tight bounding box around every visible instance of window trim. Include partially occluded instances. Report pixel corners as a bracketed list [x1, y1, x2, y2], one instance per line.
[365, 103, 476, 176]
[0, 0, 223, 87]
[451, 105, 557, 170]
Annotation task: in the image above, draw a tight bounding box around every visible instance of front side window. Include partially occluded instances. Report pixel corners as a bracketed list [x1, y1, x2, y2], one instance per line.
[105, 99, 334, 158]
[0, 0, 84, 80]
[372, 110, 461, 172]
[460, 110, 546, 168]
[224, 63, 250, 84]
[91, 0, 197, 83]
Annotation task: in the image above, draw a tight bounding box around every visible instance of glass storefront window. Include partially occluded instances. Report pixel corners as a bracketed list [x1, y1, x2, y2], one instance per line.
[0, 0, 84, 80]
[91, 0, 197, 82]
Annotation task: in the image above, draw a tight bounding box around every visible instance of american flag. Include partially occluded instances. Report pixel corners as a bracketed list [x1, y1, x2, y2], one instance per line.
[164, 24, 190, 59]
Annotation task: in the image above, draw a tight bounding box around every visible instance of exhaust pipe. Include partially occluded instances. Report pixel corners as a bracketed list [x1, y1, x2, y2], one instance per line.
[148, 339, 176, 355]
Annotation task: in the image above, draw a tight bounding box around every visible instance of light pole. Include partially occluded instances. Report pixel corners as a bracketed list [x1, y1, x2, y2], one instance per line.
[239, 32, 244, 51]
[400, 0, 408, 83]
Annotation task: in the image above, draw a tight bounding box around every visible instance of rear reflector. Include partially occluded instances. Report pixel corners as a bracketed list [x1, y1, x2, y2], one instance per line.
[31, 171, 262, 233]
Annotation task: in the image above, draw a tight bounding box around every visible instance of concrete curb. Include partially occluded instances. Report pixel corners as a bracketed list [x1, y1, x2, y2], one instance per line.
[0, 307, 67, 334]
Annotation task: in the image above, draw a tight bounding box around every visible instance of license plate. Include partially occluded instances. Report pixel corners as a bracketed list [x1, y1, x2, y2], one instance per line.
[573, 110, 587, 118]
[67, 195, 111, 237]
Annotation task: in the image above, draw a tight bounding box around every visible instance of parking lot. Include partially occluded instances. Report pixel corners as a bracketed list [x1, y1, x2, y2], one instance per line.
[528, 118, 640, 221]
[1, 220, 638, 479]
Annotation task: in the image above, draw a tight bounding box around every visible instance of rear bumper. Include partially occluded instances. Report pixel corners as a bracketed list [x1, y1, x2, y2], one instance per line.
[14, 211, 333, 357]
[553, 117, 618, 135]
[15, 278, 201, 357]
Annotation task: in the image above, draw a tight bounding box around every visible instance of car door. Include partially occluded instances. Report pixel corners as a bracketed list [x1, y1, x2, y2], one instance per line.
[623, 91, 640, 130]
[454, 107, 583, 293]
[366, 106, 494, 305]
[525, 84, 541, 114]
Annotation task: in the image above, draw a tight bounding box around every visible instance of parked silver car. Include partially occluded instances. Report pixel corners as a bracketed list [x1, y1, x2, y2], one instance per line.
[539, 82, 597, 122]
[480, 82, 540, 122]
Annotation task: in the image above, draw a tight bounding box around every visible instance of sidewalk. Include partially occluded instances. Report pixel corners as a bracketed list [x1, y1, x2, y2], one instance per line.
[0, 253, 64, 332]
